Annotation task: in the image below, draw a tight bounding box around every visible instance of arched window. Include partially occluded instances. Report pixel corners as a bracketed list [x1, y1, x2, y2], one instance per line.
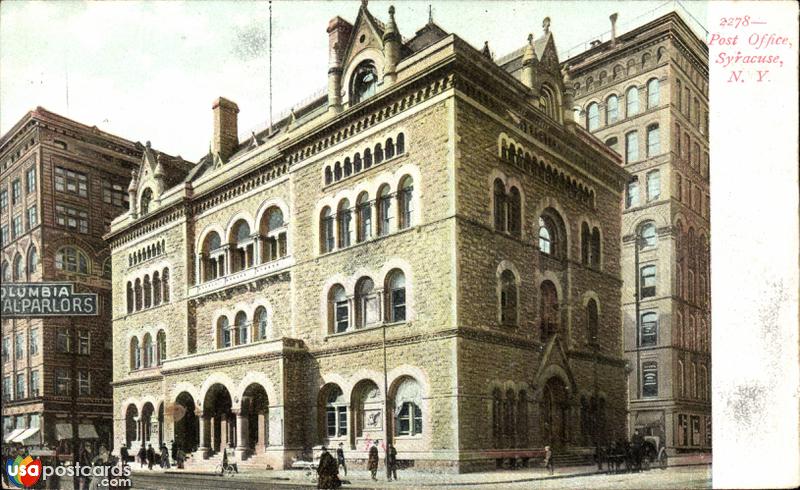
[130, 337, 141, 370]
[351, 61, 377, 104]
[162, 268, 170, 302]
[641, 311, 658, 346]
[343, 157, 352, 177]
[235, 311, 249, 346]
[255, 306, 269, 340]
[591, 227, 601, 268]
[504, 389, 516, 439]
[647, 78, 660, 108]
[587, 299, 599, 344]
[337, 199, 352, 248]
[678, 360, 685, 397]
[13, 254, 23, 281]
[647, 124, 660, 157]
[691, 362, 698, 398]
[323, 385, 347, 438]
[356, 192, 371, 243]
[499, 269, 517, 326]
[492, 389, 503, 447]
[493, 179, 506, 232]
[1, 261, 9, 282]
[134, 278, 142, 311]
[625, 131, 639, 163]
[538, 217, 554, 255]
[538, 211, 566, 259]
[261, 207, 287, 262]
[396, 133, 405, 155]
[374, 143, 384, 164]
[640, 221, 657, 248]
[201, 231, 223, 282]
[587, 103, 600, 131]
[356, 277, 378, 328]
[581, 223, 591, 265]
[218, 316, 232, 349]
[329, 285, 349, 333]
[393, 377, 423, 436]
[324, 166, 333, 185]
[155, 330, 166, 365]
[140, 188, 153, 216]
[540, 85, 558, 120]
[606, 95, 618, 124]
[398, 176, 414, 230]
[386, 269, 406, 323]
[377, 185, 391, 236]
[142, 333, 153, 368]
[334, 162, 342, 181]
[540, 281, 559, 341]
[646, 169, 660, 201]
[320, 207, 335, 253]
[55, 246, 89, 274]
[626, 86, 639, 116]
[676, 79, 683, 112]
[126, 282, 134, 314]
[152, 271, 162, 306]
[385, 138, 395, 159]
[507, 187, 521, 236]
[363, 148, 372, 168]
[230, 220, 253, 272]
[27, 246, 38, 277]
[143, 275, 152, 309]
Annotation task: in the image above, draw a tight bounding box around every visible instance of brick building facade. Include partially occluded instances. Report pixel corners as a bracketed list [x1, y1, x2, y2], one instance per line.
[0, 108, 153, 454]
[564, 12, 711, 453]
[108, 3, 629, 472]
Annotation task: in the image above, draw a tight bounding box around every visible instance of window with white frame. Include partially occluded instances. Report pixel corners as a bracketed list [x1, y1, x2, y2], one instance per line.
[55, 167, 88, 197]
[386, 270, 406, 323]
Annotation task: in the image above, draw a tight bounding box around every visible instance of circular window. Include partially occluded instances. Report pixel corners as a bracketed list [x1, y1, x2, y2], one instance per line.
[359, 34, 366, 43]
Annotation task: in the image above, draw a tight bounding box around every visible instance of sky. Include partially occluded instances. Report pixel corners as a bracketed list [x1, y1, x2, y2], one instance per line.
[0, 0, 707, 161]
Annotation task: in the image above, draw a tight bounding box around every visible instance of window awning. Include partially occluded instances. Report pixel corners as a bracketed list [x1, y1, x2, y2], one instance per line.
[4, 428, 26, 443]
[13, 427, 40, 445]
[55, 423, 99, 440]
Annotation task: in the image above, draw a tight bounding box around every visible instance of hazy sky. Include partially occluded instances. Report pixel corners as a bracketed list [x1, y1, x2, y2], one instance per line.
[0, 0, 707, 161]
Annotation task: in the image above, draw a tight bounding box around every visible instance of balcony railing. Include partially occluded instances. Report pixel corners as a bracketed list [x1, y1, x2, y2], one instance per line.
[188, 255, 294, 298]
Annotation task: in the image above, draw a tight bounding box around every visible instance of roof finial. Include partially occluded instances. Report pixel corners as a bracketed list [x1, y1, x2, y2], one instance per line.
[543, 16, 551, 35]
[428, 4, 433, 24]
[482, 41, 492, 59]
[527, 33, 534, 45]
[361, 0, 368, 10]
[389, 5, 395, 17]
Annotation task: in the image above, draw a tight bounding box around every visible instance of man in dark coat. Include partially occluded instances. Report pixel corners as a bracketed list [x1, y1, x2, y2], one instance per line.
[137, 446, 146, 468]
[386, 443, 398, 481]
[336, 442, 347, 476]
[170, 440, 177, 465]
[120, 445, 129, 464]
[367, 441, 379, 481]
[146, 444, 155, 470]
[316, 446, 340, 489]
[160, 443, 170, 469]
[631, 429, 644, 471]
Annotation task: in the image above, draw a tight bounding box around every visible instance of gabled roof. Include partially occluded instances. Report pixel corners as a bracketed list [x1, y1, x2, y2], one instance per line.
[135, 141, 194, 189]
[497, 31, 556, 78]
[405, 21, 449, 53]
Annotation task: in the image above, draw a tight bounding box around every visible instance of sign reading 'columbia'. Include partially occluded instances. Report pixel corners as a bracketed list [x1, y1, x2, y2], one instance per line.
[0, 283, 98, 317]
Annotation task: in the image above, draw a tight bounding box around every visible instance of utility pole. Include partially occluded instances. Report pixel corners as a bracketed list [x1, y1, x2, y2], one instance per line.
[633, 233, 642, 418]
[382, 321, 390, 479]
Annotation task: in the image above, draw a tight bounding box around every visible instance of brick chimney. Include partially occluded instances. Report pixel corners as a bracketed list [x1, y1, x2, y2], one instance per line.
[212, 97, 239, 161]
[610, 13, 619, 45]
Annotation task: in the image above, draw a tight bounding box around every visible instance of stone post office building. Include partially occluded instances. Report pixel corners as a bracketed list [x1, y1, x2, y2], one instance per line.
[108, 3, 630, 472]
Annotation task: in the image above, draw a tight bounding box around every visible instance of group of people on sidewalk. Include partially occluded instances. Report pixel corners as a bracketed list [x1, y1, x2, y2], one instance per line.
[317, 440, 399, 489]
[129, 440, 185, 470]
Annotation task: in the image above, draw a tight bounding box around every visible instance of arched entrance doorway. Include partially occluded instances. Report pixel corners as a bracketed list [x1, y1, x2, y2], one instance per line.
[202, 384, 233, 454]
[541, 377, 570, 447]
[173, 392, 199, 452]
[141, 402, 155, 447]
[124, 404, 139, 448]
[241, 384, 269, 456]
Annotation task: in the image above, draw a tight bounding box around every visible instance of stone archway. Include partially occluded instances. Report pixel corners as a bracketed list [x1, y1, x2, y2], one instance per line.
[141, 402, 156, 448]
[201, 383, 233, 455]
[541, 377, 570, 448]
[239, 384, 269, 458]
[124, 404, 139, 448]
[173, 392, 199, 453]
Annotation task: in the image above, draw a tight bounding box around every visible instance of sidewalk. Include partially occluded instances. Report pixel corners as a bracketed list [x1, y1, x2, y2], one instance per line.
[129, 452, 710, 488]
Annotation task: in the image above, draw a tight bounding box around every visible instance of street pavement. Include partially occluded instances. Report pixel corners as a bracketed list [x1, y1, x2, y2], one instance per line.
[128, 455, 711, 490]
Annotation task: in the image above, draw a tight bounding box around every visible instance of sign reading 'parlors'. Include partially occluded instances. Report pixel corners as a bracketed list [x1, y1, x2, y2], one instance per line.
[1, 283, 98, 317]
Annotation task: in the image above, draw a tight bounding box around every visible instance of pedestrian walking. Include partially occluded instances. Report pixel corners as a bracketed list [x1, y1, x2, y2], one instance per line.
[137, 446, 146, 468]
[146, 444, 155, 470]
[316, 446, 341, 489]
[336, 442, 347, 476]
[544, 445, 554, 475]
[170, 440, 177, 465]
[222, 443, 239, 473]
[631, 429, 644, 472]
[119, 446, 129, 465]
[386, 443, 398, 481]
[175, 448, 185, 469]
[367, 440, 379, 481]
[160, 443, 170, 469]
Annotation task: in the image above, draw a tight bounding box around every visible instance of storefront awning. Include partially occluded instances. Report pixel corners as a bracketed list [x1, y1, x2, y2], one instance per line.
[55, 423, 99, 440]
[4, 428, 26, 443]
[12, 427, 40, 445]
[78, 424, 99, 439]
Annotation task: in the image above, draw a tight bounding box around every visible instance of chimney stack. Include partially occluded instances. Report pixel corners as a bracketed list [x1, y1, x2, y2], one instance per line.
[211, 97, 239, 161]
[610, 13, 618, 45]
[327, 16, 353, 114]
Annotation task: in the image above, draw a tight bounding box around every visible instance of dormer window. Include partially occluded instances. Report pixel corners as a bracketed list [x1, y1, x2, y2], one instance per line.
[140, 188, 153, 216]
[351, 61, 377, 104]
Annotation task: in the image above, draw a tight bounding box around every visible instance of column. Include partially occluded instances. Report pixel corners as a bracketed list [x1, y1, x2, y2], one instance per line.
[376, 289, 385, 323]
[133, 416, 141, 448]
[235, 410, 249, 459]
[220, 415, 228, 450]
[196, 253, 204, 284]
[252, 236, 262, 265]
[198, 413, 211, 458]
[257, 413, 266, 451]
